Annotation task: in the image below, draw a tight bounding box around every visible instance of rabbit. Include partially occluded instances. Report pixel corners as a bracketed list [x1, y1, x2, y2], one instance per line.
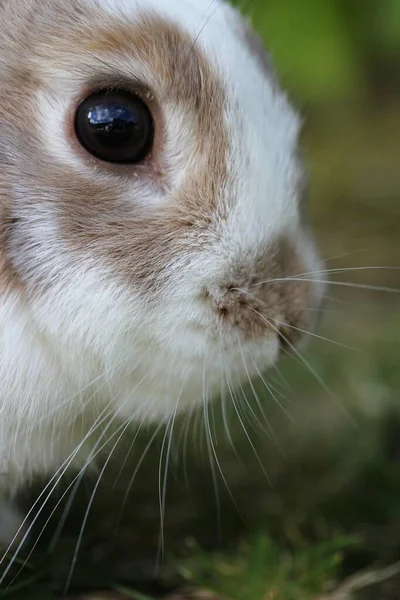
[0, 0, 324, 550]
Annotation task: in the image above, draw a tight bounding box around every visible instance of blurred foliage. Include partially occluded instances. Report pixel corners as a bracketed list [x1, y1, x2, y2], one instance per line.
[233, 0, 400, 104]
[163, 535, 357, 600]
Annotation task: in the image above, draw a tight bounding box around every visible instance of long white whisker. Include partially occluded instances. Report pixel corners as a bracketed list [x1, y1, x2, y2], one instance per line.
[4, 371, 150, 586]
[236, 334, 280, 448]
[157, 382, 185, 568]
[233, 286, 366, 355]
[274, 317, 369, 355]
[0, 354, 132, 573]
[207, 391, 244, 524]
[4, 400, 126, 588]
[220, 343, 243, 464]
[252, 308, 357, 425]
[186, 0, 221, 61]
[202, 355, 222, 540]
[288, 265, 400, 279]
[225, 365, 271, 484]
[271, 363, 293, 395]
[116, 421, 163, 530]
[219, 351, 237, 453]
[50, 394, 152, 554]
[111, 408, 153, 491]
[230, 349, 275, 444]
[320, 248, 369, 264]
[63, 410, 138, 594]
[34, 357, 130, 428]
[48, 370, 151, 552]
[0, 402, 116, 583]
[180, 403, 197, 493]
[252, 277, 399, 294]
[263, 377, 290, 402]
[249, 357, 298, 429]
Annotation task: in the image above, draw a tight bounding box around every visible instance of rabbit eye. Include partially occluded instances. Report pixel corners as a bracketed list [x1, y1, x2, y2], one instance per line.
[74, 89, 154, 164]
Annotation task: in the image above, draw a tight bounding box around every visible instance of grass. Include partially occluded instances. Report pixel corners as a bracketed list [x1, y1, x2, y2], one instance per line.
[0, 534, 359, 599]
[163, 535, 359, 599]
[1, 1, 400, 598]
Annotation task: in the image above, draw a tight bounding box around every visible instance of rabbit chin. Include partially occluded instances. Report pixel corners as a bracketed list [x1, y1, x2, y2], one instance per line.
[99, 332, 281, 424]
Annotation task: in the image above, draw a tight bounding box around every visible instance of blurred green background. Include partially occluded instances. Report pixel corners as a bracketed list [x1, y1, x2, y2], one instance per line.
[2, 1, 400, 599]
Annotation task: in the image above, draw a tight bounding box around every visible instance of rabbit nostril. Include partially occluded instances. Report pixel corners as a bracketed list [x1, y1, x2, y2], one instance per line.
[217, 305, 229, 318]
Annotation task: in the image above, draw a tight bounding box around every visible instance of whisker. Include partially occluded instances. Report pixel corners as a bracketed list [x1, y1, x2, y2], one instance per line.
[190, 401, 202, 464]
[252, 277, 400, 294]
[0, 401, 116, 583]
[48, 373, 151, 553]
[34, 356, 131, 428]
[209, 394, 219, 449]
[53, 408, 149, 554]
[273, 317, 370, 355]
[157, 417, 172, 570]
[289, 265, 400, 279]
[220, 362, 237, 453]
[185, 0, 221, 63]
[221, 343, 244, 464]
[320, 248, 369, 264]
[111, 407, 154, 491]
[252, 308, 357, 425]
[4, 370, 150, 586]
[63, 410, 139, 594]
[5, 401, 126, 588]
[264, 377, 291, 402]
[181, 402, 199, 494]
[271, 363, 292, 394]
[115, 421, 164, 531]
[225, 366, 271, 484]
[231, 370, 262, 435]
[220, 337, 264, 435]
[1, 354, 131, 569]
[236, 334, 281, 449]
[220, 382, 235, 449]
[249, 357, 299, 430]
[157, 382, 185, 569]
[204, 387, 243, 526]
[202, 357, 222, 540]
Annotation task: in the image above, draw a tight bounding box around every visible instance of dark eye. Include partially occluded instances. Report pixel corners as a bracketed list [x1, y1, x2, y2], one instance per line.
[74, 89, 154, 164]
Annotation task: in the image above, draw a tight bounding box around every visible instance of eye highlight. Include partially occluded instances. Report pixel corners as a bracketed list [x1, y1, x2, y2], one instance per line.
[74, 89, 154, 164]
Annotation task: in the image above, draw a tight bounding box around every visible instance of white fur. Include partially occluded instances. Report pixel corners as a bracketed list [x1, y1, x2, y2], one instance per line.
[0, 0, 323, 541]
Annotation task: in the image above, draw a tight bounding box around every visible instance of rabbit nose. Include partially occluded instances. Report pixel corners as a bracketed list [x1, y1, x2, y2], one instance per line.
[201, 237, 318, 344]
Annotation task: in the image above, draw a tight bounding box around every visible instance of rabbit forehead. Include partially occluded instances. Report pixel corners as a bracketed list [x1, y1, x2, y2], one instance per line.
[88, 0, 230, 33]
